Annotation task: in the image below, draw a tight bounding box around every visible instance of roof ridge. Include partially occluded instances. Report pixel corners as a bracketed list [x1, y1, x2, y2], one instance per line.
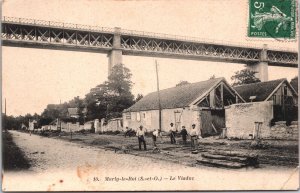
[233, 78, 286, 88]
[150, 77, 224, 94]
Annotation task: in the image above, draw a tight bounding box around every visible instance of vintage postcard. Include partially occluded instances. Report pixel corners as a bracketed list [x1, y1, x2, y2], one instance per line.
[1, 0, 299, 191]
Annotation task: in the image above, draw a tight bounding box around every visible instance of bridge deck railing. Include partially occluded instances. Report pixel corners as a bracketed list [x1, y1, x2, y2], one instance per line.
[2, 16, 298, 53]
[2, 16, 115, 33]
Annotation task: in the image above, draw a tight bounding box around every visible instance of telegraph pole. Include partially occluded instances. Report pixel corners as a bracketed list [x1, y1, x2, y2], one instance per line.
[155, 60, 162, 132]
[4, 98, 6, 116]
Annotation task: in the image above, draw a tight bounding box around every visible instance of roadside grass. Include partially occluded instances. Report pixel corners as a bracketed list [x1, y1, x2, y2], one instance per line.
[2, 131, 31, 171]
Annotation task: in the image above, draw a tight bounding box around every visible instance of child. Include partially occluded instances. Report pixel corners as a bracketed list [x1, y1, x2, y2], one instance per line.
[180, 126, 188, 145]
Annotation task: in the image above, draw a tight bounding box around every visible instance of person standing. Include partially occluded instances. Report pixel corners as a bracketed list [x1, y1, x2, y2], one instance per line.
[152, 129, 159, 147]
[124, 127, 129, 138]
[136, 125, 147, 150]
[169, 123, 177, 144]
[190, 124, 198, 150]
[180, 126, 188, 145]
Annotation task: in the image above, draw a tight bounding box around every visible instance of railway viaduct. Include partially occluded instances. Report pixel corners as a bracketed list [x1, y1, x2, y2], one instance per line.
[2, 17, 298, 81]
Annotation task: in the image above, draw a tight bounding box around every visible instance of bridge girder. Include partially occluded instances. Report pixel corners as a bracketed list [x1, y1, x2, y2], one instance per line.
[1, 17, 298, 81]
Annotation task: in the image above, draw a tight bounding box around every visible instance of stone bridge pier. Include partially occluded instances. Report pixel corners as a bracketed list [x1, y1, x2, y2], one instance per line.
[247, 44, 269, 82]
[107, 27, 122, 75]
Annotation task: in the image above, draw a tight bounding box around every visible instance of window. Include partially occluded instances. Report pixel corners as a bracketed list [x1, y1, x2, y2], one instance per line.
[145, 112, 151, 126]
[136, 112, 141, 122]
[125, 112, 131, 120]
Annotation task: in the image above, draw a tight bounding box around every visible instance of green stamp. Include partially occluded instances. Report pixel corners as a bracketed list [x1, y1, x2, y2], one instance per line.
[248, 0, 296, 39]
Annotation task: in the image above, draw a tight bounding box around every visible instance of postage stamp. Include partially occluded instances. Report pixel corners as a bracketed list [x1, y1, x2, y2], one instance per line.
[248, 0, 296, 39]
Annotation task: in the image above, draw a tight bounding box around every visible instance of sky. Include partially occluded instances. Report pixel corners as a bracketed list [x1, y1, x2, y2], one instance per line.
[2, 0, 298, 116]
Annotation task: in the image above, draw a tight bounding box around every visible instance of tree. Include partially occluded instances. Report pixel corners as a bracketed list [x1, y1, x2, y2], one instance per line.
[2, 114, 22, 130]
[2, 113, 39, 130]
[40, 105, 60, 125]
[84, 84, 109, 121]
[231, 69, 261, 86]
[105, 64, 135, 118]
[290, 76, 298, 92]
[176, 80, 190, 87]
[85, 64, 135, 120]
[209, 75, 216, 79]
[135, 94, 144, 102]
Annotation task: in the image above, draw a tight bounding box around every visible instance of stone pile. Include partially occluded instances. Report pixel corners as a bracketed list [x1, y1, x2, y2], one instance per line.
[270, 121, 298, 140]
[197, 150, 259, 169]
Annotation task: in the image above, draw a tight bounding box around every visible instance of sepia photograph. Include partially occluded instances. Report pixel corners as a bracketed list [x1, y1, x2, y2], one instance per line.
[1, 0, 299, 191]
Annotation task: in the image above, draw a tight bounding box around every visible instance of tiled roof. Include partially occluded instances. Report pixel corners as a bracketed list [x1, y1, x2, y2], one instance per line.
[124, 78, 224, 112]
[234, 79, 285, 102]
[290, 79, 298, 93]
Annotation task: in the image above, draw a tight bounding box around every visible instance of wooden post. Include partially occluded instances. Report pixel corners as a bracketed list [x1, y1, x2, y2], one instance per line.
[220, 83, 224, 107]
[5, 98, 6, 116]
[212, 123, 218, 133]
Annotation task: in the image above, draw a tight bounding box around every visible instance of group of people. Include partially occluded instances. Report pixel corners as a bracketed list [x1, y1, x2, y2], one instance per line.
[133, 122, 200, 151]
[169, 123, 199, 150]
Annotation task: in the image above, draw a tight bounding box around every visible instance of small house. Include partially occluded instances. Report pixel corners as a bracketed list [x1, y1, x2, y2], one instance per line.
[28, 120, 37, 131]
[68, 108, 80, 118]
[234, 78, 298, 124]
[123, 78, 245, 137]
[67, 107, 87, 119]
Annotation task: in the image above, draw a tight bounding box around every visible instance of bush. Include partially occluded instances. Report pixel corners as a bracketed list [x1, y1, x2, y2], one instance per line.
[40, 131, 50, 137]
[3, 132, 30, 170]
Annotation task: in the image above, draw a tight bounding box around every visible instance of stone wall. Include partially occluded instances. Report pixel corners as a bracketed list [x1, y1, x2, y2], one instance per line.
[60, 122, 85, 132]
[225, 101, 273, 139]
[269, 121, 298, 140]
[101, 119, 123, 132]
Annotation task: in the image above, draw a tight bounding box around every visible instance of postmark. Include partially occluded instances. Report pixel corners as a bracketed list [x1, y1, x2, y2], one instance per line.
[248, 0, 296, 39]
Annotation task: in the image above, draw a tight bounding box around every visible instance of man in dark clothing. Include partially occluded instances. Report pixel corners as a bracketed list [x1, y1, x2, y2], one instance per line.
[136, 125, 147, 150]
[180, 126, 188, 145]
[124, 127, 130, 137]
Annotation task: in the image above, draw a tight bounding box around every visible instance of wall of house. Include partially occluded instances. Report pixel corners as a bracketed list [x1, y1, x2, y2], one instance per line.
[161, 107, 200, 132]
[225, 101, 273, 139]
[123, 110, 159, 131]
[41, 125, 57, 131]
[123, 107, 200, 133]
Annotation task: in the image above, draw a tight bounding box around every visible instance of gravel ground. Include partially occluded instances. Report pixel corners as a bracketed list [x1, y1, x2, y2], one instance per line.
[2, 131, 299, 191]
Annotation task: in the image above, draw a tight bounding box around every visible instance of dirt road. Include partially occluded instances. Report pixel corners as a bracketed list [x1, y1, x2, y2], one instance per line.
[2, 131, 299, 191]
